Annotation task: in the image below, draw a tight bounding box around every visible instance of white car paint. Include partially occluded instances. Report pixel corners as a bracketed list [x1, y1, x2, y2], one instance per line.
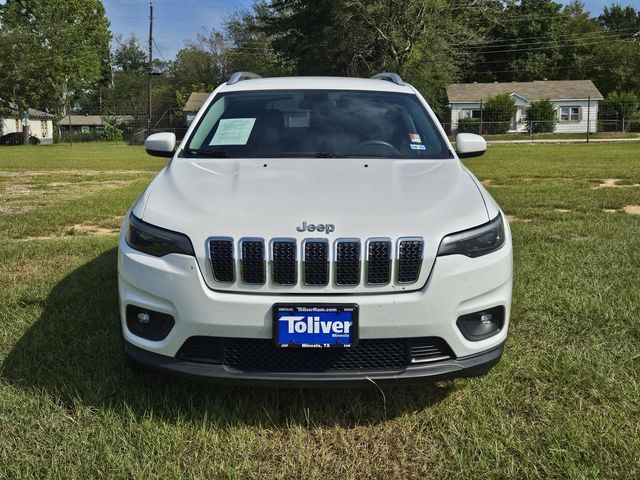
[118, 75, 513, 380]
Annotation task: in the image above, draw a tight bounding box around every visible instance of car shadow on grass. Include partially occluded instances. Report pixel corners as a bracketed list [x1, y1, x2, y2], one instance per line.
[1, 248, 454, 427]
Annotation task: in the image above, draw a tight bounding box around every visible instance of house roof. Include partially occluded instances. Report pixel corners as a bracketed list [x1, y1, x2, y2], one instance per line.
[0, 101, 54, 119]
[447, 80, 603, 103]
[184, 92, 211, 112]
[58, 115, 134, 126]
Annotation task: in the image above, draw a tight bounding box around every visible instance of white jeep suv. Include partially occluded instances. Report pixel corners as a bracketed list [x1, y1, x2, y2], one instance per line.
[118, 72, 512, 386]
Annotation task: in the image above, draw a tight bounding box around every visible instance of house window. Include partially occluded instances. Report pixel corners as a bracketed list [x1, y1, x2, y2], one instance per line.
[559, 106, 580, 122]
[460, 109, 481, 120]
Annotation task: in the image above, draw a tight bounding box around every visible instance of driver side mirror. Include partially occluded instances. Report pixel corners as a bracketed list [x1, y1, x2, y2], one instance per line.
[455, 133, 486, 158]
[145, 132, 176, 158]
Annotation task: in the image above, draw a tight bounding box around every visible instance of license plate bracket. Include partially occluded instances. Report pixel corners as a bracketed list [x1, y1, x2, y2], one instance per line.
[273, 304, 358, 348]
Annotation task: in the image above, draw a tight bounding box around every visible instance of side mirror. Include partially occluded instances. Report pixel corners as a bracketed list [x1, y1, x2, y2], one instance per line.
[455, 133, 486, 158]
[145, 132, 176, 158]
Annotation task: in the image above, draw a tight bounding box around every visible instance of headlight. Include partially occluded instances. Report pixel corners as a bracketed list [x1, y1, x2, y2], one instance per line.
[125, 213, 195, 257]
[437, 213, 506, 258]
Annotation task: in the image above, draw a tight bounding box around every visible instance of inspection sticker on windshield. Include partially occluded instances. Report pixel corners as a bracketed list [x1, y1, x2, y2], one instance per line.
[210, 118, 256, 145]
[410, 144, 426, 150]
[409, 133, 422, 143]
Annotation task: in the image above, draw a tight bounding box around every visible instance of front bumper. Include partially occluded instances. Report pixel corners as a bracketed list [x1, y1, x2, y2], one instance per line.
[118, 218, 513, 382]
[125, 340, 505, 386]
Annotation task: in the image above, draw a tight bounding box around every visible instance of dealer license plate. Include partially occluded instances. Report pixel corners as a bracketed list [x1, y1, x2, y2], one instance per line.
[273, 304, 358, 348]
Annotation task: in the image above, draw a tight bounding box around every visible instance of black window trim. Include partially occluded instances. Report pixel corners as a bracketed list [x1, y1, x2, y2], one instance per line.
[181, 88, 449, 159]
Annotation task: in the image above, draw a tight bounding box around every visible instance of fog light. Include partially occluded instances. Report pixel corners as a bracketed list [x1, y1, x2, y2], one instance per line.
[126, 305, 175, 341]
[480, 313, 493, 324]
[457, 306, 505, 341]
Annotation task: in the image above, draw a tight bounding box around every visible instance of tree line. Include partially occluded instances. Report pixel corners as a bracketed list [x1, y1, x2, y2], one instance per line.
[1, 0, 639, 123]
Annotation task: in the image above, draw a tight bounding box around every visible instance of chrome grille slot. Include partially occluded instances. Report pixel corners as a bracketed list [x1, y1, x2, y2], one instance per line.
[397, 238, 424, 284]
[366, 239, 392, 285]
[240, 239, 265, 285]
[335, 239, 361, 286]
[208, 238, 235, 282]
[303, 240, 329, 286]
[271, 239, 297, 286]
[409, 337, 454, 363]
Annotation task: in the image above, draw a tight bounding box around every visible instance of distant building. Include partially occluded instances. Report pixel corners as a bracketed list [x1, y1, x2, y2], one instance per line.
[0, 102, 54, 144]
[58, 114, 133, 134]
[183, 92, 210, 125]
[447, 80, 603, 134]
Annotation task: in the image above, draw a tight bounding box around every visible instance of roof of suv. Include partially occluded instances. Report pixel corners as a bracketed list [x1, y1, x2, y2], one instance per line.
[217, 76, 415, 94]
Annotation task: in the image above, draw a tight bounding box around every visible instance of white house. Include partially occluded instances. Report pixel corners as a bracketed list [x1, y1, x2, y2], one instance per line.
[0, 102, 54, 144]
[447, 80, 603, 134]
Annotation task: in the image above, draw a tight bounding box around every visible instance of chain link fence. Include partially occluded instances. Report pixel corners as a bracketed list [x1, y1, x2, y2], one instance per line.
[442, 99, 640, 141]
[54, 107, 188, 145]
[4, 99, 639, 147]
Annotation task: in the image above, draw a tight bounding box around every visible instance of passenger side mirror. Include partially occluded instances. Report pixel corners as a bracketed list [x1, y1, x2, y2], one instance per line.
[455, 133, 486, 158]
[145, 132, 176, 158]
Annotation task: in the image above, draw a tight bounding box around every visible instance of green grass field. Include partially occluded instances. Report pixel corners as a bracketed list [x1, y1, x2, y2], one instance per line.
[0, 143, 639, 479]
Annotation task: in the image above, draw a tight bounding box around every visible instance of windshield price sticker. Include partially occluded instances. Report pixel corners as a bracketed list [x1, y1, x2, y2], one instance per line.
[210, 118, 256, 145]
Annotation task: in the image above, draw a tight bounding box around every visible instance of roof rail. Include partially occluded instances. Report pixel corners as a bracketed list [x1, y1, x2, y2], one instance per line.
[227, 71, 262, 85]
[371, 72, 405, 86]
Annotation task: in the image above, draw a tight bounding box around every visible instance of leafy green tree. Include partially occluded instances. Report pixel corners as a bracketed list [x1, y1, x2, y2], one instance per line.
[170, 31, 228, 93]
[483, 94, 515, 134]
[526, 98, 556, 133]
[113, 35, 147, 73]
[0, 0, 111, 112]
[602, 91, 639, 131]
[599, 4, 640, 36]
[225, 4, 292, 77]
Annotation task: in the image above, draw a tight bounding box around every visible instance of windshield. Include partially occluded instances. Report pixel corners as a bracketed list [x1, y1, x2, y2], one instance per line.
[184, 90, 449, 159]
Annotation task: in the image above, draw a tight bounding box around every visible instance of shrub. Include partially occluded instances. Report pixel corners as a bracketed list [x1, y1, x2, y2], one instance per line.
[100, 121, 124, 141]
[602, 91, 639, 132]
[457, 117, 481, 134]
[483, 93, 515, 134]
[526, 98, 556, 133]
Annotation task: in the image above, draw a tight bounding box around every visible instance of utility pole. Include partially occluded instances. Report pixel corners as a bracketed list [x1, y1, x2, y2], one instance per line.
[147, 2, 153, 139]
[586, 96, 591, 143]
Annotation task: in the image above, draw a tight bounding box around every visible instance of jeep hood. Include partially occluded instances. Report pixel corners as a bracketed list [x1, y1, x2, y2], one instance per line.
[135, 157, 490, 292]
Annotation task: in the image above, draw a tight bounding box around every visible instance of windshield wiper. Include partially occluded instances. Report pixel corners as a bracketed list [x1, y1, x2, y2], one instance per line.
[185, 148, 230, 158]
[315, 152, 340, 158]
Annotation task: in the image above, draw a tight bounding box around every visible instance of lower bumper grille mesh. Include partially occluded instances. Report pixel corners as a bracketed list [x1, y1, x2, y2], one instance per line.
[176, 336, 454, 372]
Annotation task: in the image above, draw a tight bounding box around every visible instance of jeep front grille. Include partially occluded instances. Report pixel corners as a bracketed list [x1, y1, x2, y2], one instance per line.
[239, 239, 265, 285]
[271, 239, 297, 285]
[303, 239, 329, 286]
[366, 239, 392, 285]
[207, 236, 424, 289]
[208, 238, 234, 282]
[335, 239, 361, 286]
[397, 239, 424, 284]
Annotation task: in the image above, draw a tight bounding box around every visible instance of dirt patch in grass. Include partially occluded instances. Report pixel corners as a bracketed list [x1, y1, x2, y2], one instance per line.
[0, 178, 135, 216]
[506, 215, 532, 223]
[592, 178, 640, 189]
[481, 179, 494, 187]
[623, 205, 640, 215]
[67, 223, 120, 236]
[603, 209, 619, 213]
[0, 169, 150, 177]
[554, 209, 571, 213]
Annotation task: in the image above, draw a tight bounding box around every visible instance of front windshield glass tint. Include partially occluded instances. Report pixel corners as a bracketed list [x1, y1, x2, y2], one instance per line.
[185, 90, 449, 159]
